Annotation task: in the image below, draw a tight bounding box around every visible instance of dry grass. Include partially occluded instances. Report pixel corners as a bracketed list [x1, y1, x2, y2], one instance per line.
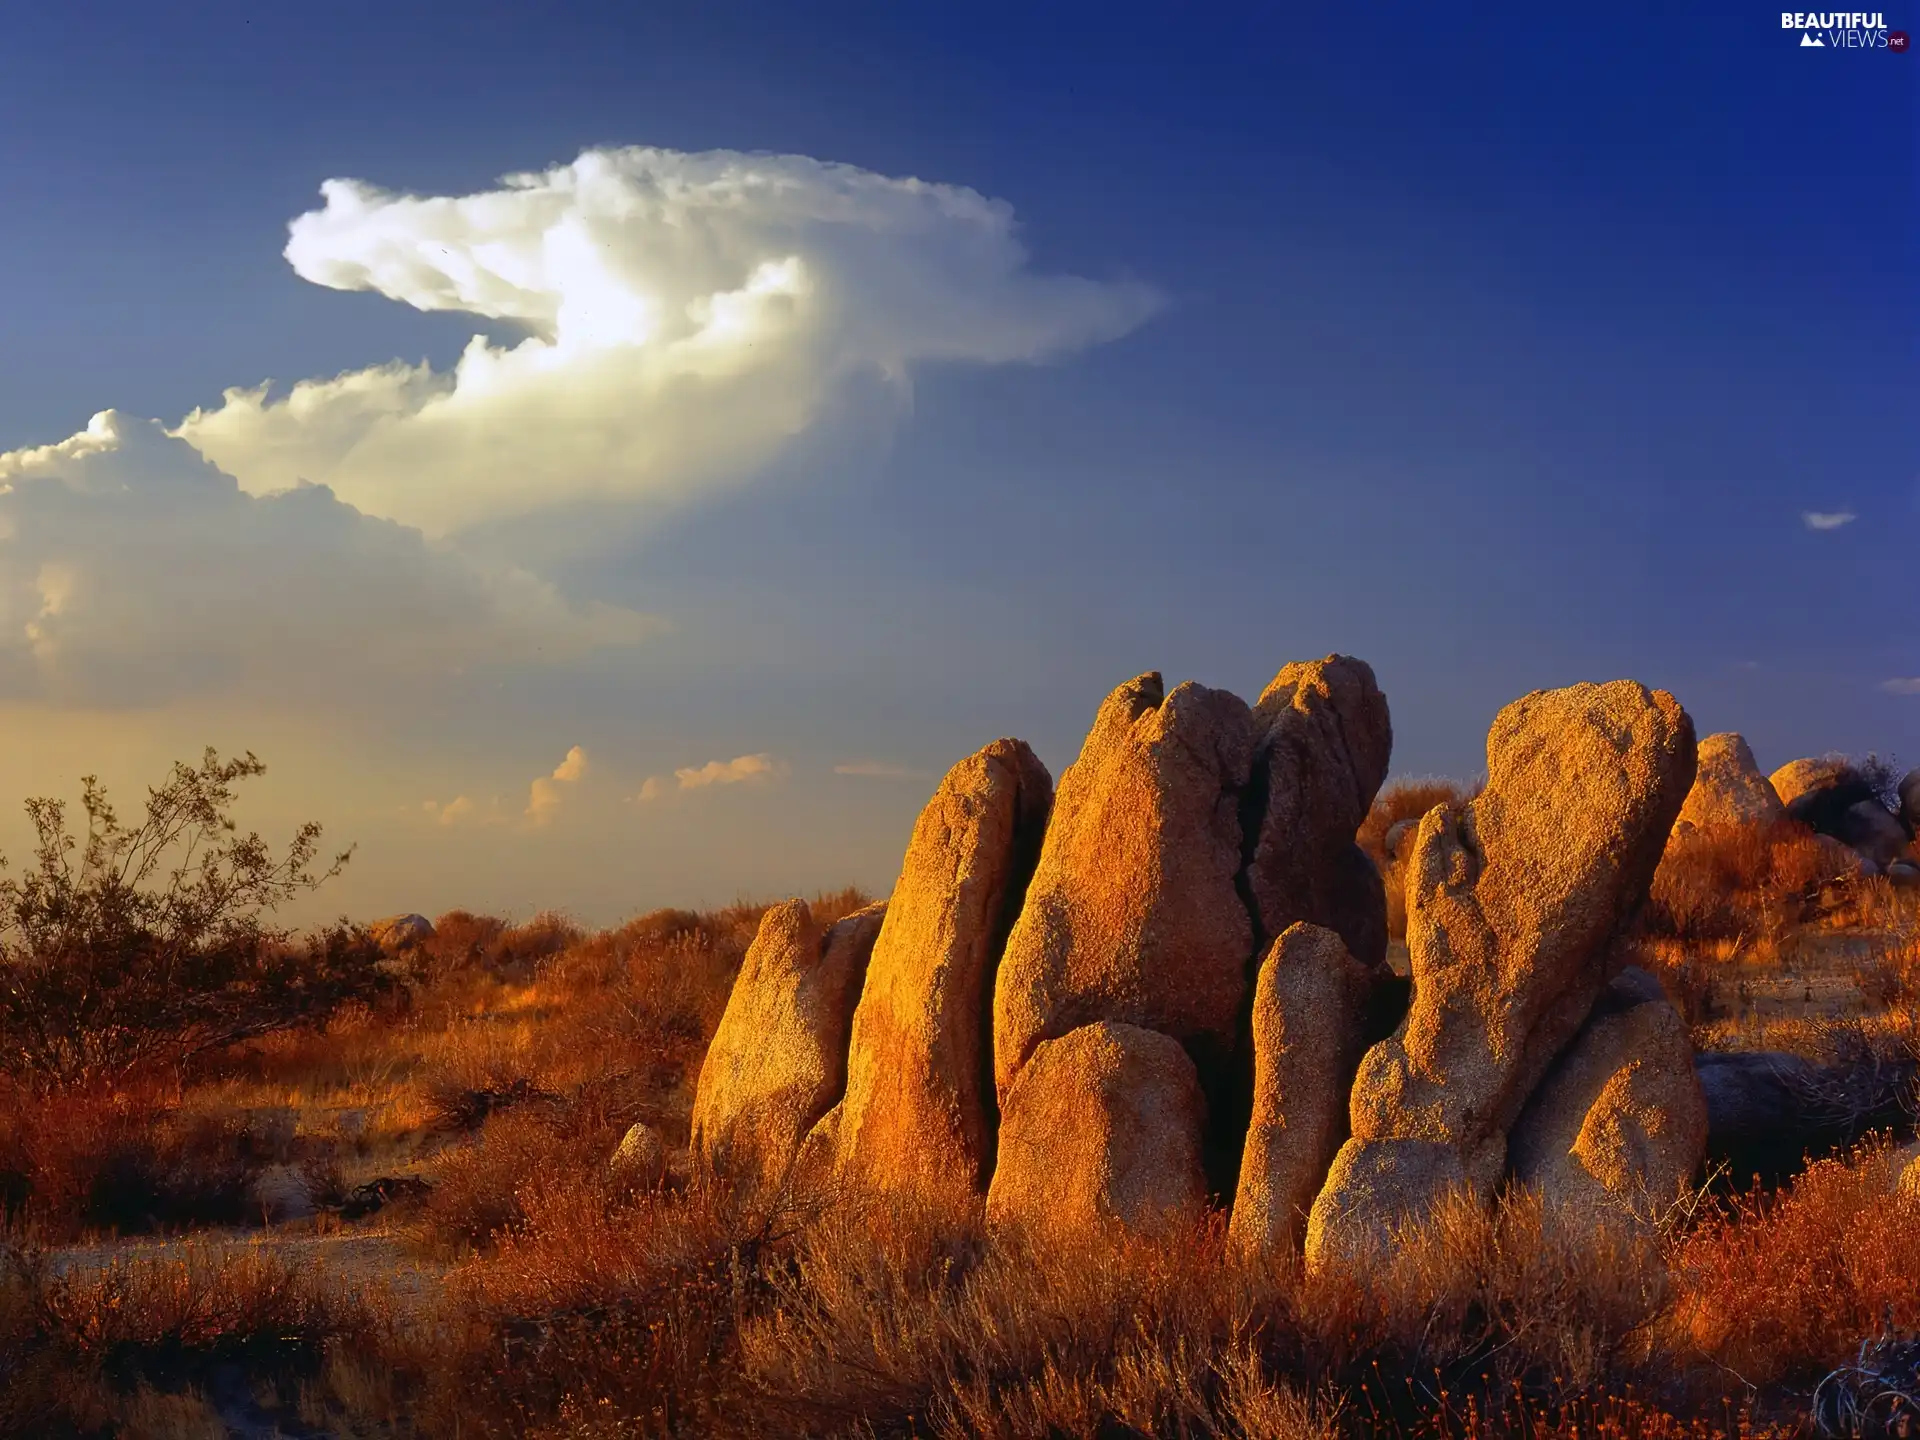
[0, 1241, 377, 1437]
[1645, 821, 1856, 947]
[7, 879, 1919, 1437]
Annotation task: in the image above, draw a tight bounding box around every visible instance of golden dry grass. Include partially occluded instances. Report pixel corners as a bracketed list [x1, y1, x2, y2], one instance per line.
[2, 879, 1916, 1437]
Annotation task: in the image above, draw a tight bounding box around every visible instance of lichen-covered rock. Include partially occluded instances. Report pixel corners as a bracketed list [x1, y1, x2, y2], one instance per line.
[1508, 968, 1706, 1219]
[692, 898, 886, 1191]
[831, 740, 1053, 1205]
[1245, 656, 1394, 969]
[609, 1121, 667, 1191]
[1307, 680, 1695, 1266]
[986, 1021, 1207, 1240]
[1230, 924, 1376, 1255]
[1676, 733, 1785, 831]
[992, 674, 1257, 1100]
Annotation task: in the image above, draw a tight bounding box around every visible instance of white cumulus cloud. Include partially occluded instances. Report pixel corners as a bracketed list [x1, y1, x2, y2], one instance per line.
[174, 146, 1161, 534]
[0, 413, 654, 707]
[1880, 678, 1920, 695]
[525, 745, 590, 827]
[1802, 510, 1857, 531]
[635, 751, 789, 801]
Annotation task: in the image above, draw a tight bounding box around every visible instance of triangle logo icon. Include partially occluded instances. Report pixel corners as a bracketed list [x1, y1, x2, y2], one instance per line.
[1800, 31, 1824, 44]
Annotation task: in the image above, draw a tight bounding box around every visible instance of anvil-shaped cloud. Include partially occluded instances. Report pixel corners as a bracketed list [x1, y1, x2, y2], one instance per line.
[175, 146, 1162, 535]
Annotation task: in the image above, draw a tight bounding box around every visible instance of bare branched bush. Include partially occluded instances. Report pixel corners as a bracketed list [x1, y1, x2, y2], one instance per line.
[0, 750, 387, 1087]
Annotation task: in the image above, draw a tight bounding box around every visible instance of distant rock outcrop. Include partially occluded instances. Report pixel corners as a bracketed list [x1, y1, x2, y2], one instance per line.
[828, 740, 1053, 1206]
[692, 898, 886, 1192]
[1834, 800, 1911, 872]
[1769, 756, 1860, 812]
[1307, 681, 1695, 1266]
[1230, 924, 1377, 1255]
[991, 674, 1257, 1102]
[1508, 967, 1706, 1219]
[369, 913, 435, 951]
[986, 1021, 1207, 1240]
[1676, 733, 1785, 832]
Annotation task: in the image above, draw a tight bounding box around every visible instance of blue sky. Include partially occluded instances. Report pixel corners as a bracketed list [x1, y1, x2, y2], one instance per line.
[0, 2, 1912, 923]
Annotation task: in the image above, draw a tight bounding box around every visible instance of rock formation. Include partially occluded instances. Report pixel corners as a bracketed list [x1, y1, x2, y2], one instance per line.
[1834, 799, 1911, 872]
[369, 913, 435, 951]
[1675, 733, 1785, 831]
[1769, 756, 1860, 812]
[1306, 681, 1695, 1266]
[986, 1021, 1207, 1239]
[692, 898, 886, 1192]
[1244, 657, 1395, 969]
[1902, 769, 1920, 833]
[991, 674, 1257, 1101]
[1508, 967, 1706, 1218]
[827, 740, 1053, 1205]
[610, 1121, 667, 1191]
[1896, 1140, 1920, 1202]
[1230, 924, 1377, 1255]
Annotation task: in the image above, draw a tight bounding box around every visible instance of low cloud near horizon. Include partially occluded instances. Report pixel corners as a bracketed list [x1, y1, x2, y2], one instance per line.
[0, 413, 650, 708]
[1880, 678, 1920, 696]
[636, 752, 789, 802]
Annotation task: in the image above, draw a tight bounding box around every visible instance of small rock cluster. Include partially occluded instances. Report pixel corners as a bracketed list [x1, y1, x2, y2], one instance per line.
[694, 660, 1713, 1260]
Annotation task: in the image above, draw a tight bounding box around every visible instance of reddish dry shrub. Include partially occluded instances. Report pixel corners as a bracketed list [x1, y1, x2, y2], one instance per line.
[1666, 1142, 1920, 1388]
[0, 1243, 373, 1436]
[1359, 777, 1482, 942]
[1644, 821, 1848, 944]
[0, 1078, 289, 1240]
[1357, 778, 1482, 868]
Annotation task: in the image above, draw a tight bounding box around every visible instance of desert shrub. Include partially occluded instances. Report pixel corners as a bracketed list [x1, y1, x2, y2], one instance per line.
[1357, 777, 1483, 868]
[1358, 777, 1482, 942]
[0, 1079, 306, 1240]
[1643, 820, 1845, 945]
[0, 1242, 372, 1437]
[0, 750, 387, 1087]
[1665, 1142, 1920, 1389]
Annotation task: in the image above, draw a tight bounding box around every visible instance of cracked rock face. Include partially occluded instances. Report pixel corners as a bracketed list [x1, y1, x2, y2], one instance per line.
[986, 1021, 1208, 1239]
[1245, 656, 1395, 970]
[824, 739, 1053, 1206]
[991, 673, 1258, 1104]
[1307, 680, 1695, 1265]
[691, 898, 887, 1193]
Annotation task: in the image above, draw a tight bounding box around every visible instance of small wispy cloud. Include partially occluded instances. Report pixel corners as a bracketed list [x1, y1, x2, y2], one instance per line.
[635, 752, 789, 802]
[525, 745, 589, 827]
[1802, 510, 1857, 531]
[1879, 677, 1920, 695]
[833, 760, 926, 779]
